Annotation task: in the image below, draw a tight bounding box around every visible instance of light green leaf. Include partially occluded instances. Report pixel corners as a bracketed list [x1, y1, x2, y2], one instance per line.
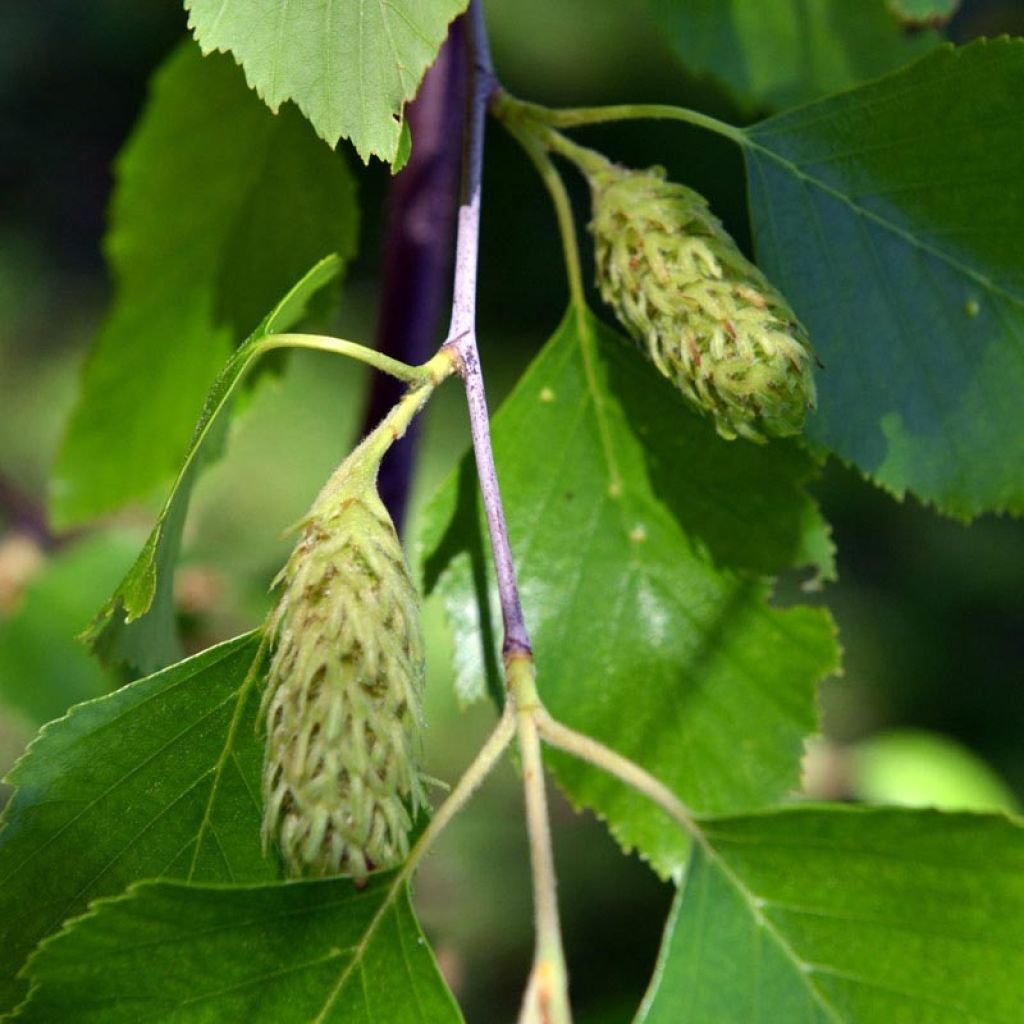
[0, 533, 137, 724]
[741, 39, 1024, 516]
[420, 308, 838, 877]
[852, 729, 1019, 813]
[0, 632, 270, 1013]
[649, 0, 939, 111]
[638, 806, 1024, 1022]
[84, 256, 342, 672]
[185, 0, 468, 165]
[14, 874, 462, 1023]
[887, 0, 961, 26]
[52, 42, 358, 529]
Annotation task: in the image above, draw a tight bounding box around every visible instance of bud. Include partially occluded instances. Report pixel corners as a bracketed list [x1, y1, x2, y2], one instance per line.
[262, 469, 426, 880]
[589, 164, 817, 442]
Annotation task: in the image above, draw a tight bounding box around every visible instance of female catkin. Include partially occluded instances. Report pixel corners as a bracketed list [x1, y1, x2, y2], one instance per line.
[261, 470, 426, 880]
[589, 163, 817, 442]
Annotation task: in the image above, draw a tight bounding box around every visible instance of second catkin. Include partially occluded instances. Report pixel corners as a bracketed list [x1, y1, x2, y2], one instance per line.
[589, 163, 817, 442]
[261, 461, 426, 881]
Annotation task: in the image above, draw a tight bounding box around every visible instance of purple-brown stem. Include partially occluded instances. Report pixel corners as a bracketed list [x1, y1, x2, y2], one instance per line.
[445, 1, 532, 660]
[360, 19, 466, 535]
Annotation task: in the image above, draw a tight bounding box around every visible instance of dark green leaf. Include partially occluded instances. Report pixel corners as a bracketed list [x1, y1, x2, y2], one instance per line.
[649, 0, 939, 111]
[638, 806, 1024, 1022]
[51, 43, 358, 529]
[0, 533, 137, 724]
[84, 256, 342, 672]
[742, 39, 1024, 516]
[0, 633, 270, 1012]
[14, 874, 462, 1023]
[421, 308, 838, 876]
[185, 0, 468, 165]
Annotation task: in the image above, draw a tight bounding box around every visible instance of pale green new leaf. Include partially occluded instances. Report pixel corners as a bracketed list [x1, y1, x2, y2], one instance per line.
[84, 256, 342, 672]
[638, 806, 1024, 1022]
[649, 0, 939, 111]
[421, 308, 838, 877]
[888, 0, 961, 25]
[0, 632, 270, 1013]
[52, 43, 358, 529]
[185, 0, 468, 164]
[14, 874, 462, 1023]
[741, 39, 1024, 516]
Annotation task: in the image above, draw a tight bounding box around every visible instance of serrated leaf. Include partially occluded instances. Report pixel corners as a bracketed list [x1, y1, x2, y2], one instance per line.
[0, 632, 270, 1012]
[85, 256, 342, 673]
[185, 0, 468, 165]
[52, 42, 358, 529]
[649, 0, 939, 111]
[420, 308, 838, 877]
[638, 806, 1024, 1022]
[740, 38, 1024, 516]
[14, 874, 462, 1023]
[0, 533, 137, 724]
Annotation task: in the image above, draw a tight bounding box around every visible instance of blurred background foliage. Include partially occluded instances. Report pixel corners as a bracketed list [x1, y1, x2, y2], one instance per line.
[1, 1, 1022, 1020]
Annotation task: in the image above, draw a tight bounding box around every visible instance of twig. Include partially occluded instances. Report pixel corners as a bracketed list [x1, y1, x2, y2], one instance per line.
[443, 6, 572, 1021]
[535, 709, 698, 841]
[444, 0, 531, 661]
[359, 23, 466, 534]
[510, 659, 572, 1024]
[505, 97, 746, 146]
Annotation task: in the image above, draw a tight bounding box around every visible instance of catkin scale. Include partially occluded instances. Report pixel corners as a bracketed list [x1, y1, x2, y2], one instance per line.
[261, 477, 426, 880]
[589, 164, 817, 442]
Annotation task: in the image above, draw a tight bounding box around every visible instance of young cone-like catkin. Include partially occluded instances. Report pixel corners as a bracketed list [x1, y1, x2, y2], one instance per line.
[262, 468, 426, 880]
[589, 163, 817, 442]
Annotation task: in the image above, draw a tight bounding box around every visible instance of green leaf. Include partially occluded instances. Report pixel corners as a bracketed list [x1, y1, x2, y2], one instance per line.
[741, 39, 1024, 517]
[0, 533, 137, 724]
[851, 729, 1020, 813]
[0, 632, 271, 1012]
[638, 806, 1024, 1022]
[84, 256, 342, 673]
[421, 308, 838, 876]
[185, 0, 468, 165]
[649, 0, 939, 111]
[887, 0, 961, 26]
[14, 874, 462, 1023]
[51, 42, 358, 529]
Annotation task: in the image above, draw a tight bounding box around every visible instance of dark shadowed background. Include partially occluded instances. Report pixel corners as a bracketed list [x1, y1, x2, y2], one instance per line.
[2, 1, 1023, 1020]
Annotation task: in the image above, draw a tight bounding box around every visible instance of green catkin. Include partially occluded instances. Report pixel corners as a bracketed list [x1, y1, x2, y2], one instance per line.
[261, 468, 426, 880]
[589, 163, 817, 442]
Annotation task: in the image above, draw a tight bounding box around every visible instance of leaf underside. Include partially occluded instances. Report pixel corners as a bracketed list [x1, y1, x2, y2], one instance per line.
[184, 0, 469, 164]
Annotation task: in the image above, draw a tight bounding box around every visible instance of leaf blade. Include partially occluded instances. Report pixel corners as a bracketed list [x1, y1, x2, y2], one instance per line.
[13, 875, 463, 1023]
[83, 255, 343, 672]
[52, 43, 358, 529]
[184, 0, 468, 164]
[639, 807, 1024, 1022]
[649, 0, 939, 111]
[421, 308, 838, 876]
[0, 632, 270, 1012]
[741, 38, 1024, 516]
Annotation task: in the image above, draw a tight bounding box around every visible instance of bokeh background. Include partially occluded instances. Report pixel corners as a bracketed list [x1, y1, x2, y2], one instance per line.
[2, 1, 1023, 1020]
